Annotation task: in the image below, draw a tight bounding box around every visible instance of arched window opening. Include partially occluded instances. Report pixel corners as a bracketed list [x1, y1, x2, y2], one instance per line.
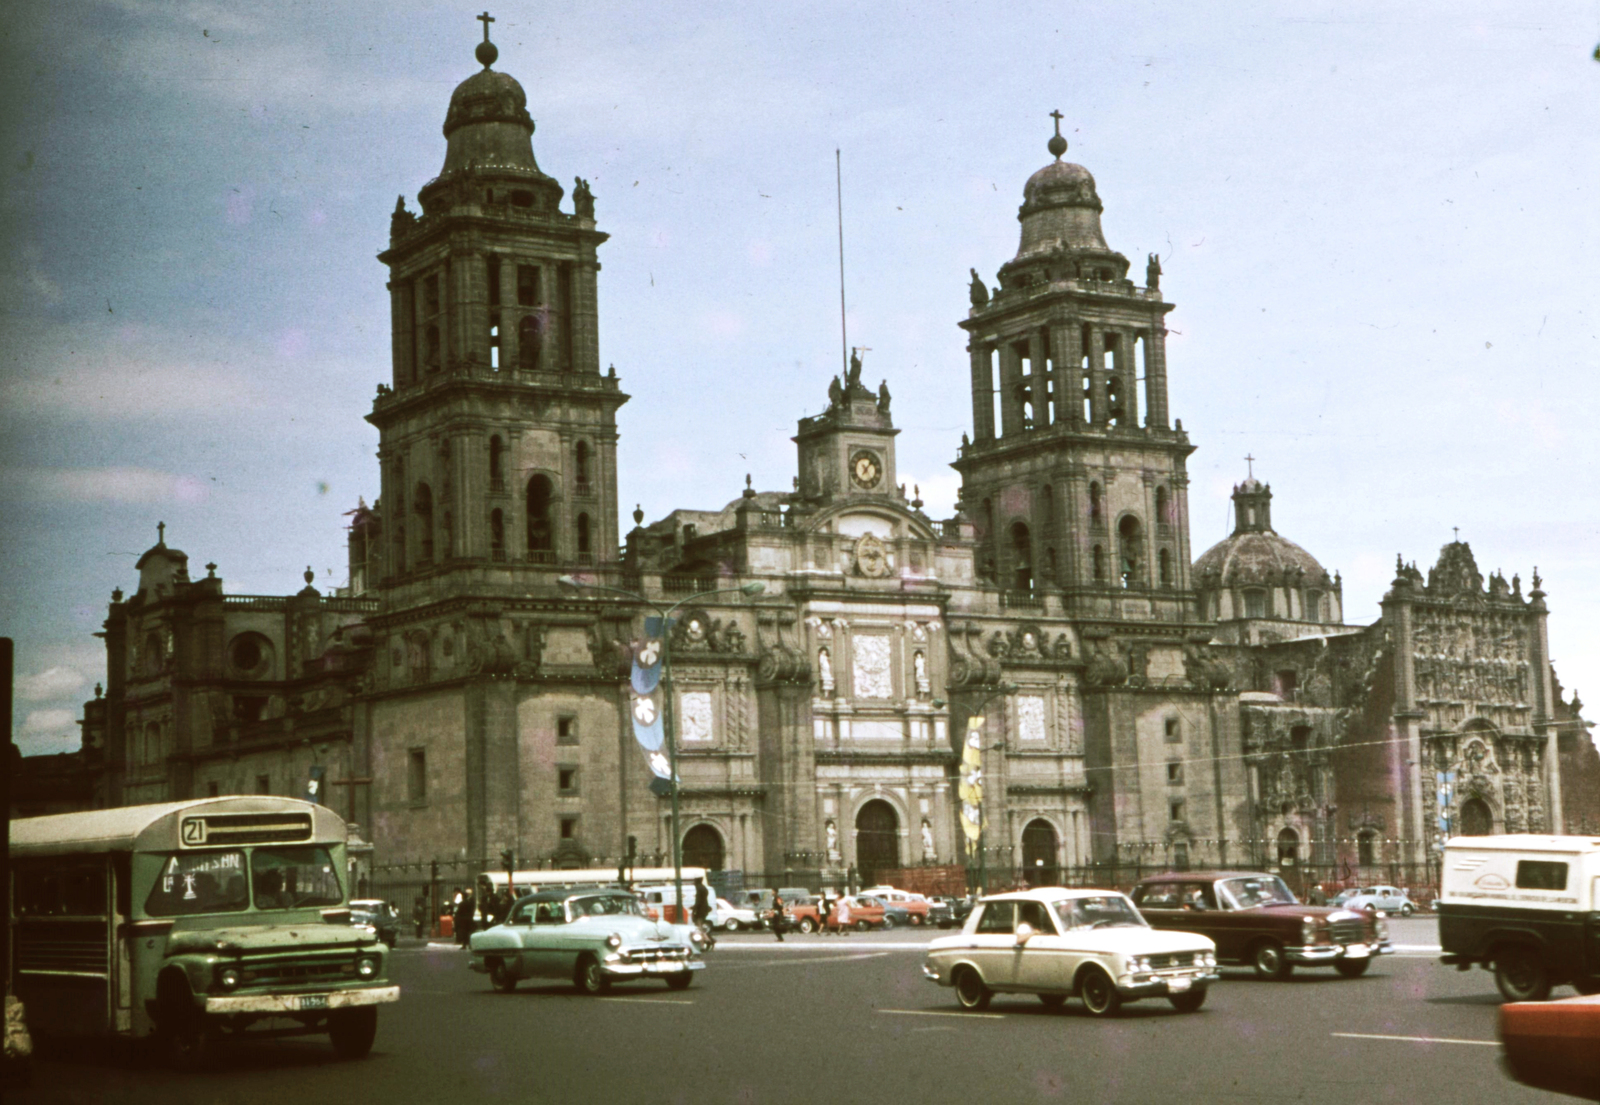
[526, 475, 554, 561]
[1010, 522, 1032, 592]
[489, 318, 501, 370]
[1306, 590, 1323, 624]
[490, 509, 505, 562]
[1459, 797, 1492, 837]
[1106, 375, 1123, 427]
[681, 824, 725, 871]
[414, 483, 434, 565]
[855, 800, 899, 886]
[1092, 544, 1106, 582]
[1088, 482, 1103, 523]
[576, 513, 592, 563]
[1244, 590, 1268, 618]
[1357, 829, 1378, 869]
[1159, 547, 1172, 586]
[1117, 515, 1142, 589]
[1021, 819, 1059, 887]
[1082, 369, 1093, 423]
[1155, 485, 1170, 527]
[518, 314, 542, 370]
[574, 441, 590, 491]
[1276, 827, 1300, 868]
[489, 435, 504, 490]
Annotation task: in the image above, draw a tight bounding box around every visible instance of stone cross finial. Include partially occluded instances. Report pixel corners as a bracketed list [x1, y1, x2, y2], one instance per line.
[1453, 526, 1460, 542]
[477, 10, 495, 40]
[1244, 454, 1255, 479]
[1047, 110, 1068, 159]
[1050, 109, 1064, 132]
[157, 521, 166, 544]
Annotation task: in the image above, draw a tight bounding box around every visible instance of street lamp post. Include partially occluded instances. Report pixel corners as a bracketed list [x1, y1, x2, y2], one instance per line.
[558, 574, 765, 922]
[933, 683, 1018, 896]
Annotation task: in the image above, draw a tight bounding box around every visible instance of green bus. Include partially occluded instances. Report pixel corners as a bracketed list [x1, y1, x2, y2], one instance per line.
[9, 796, 399, 1065]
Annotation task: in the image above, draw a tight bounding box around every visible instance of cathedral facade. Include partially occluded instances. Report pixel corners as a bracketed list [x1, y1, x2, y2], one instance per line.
[69, 33, 1596, 892]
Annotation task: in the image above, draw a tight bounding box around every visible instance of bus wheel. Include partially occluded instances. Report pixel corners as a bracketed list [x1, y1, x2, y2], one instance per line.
[328, 1007, 378, 1059]
[156, 974, 213, 1070]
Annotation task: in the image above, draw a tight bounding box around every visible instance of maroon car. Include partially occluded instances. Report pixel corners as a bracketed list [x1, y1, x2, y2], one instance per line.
[1131, 871, 1391, 979]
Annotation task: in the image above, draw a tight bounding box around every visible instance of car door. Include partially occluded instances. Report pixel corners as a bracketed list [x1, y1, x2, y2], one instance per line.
[1013, 900, 1072, 993]
[967, 901, 1019, 988]
[524, 900, 571, 978]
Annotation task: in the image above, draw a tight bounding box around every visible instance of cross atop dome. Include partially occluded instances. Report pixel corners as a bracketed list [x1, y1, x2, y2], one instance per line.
[475, 10, 498, 68]
[1048, 109, 1067, 160]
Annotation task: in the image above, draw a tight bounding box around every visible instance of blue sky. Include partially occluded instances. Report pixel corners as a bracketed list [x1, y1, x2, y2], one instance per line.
[3, 1, 1598, 755]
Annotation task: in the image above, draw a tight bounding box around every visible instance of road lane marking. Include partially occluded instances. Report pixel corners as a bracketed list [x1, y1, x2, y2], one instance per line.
[879, 1009, 1005, 1021]
[717, 953, 889, 970]
[601, 997, 695, 1006]
[1331, 1032, 1496, 1047]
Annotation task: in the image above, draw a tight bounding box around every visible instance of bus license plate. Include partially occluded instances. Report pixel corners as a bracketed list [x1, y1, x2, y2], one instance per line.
[299, 994, 329, 1010]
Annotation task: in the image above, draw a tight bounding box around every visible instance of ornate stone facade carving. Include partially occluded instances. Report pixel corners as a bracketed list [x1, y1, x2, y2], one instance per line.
[852, 635, 893, 698]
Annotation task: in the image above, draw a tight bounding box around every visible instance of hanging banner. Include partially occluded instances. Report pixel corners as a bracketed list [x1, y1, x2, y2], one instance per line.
[957, 715, 984, 845]
[631, 637, 664, 695]
[630, 690, 664, 752]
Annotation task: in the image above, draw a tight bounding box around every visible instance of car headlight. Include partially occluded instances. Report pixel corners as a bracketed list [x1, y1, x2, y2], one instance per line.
[605, 933, 623, 950]
[1375, 917, 1389, 941]
[1203, 951, 1217, 968]
[1301, 917, 1318, 943]
[1125, 956, 1148, 974]
[217, 965, 241, 991]
[356, 956, 379, 979]
[688, 929, 708, 947]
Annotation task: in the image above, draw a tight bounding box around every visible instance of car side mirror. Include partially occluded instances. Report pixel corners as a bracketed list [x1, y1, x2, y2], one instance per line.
[1015, 922, 1035, 944]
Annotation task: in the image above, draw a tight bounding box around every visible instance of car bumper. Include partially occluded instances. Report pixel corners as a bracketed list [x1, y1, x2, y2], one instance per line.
[203, 985, 400, 1015]
[1117, 970, 1220, 998]
[1286, 941, 1392, 964]
[603, 959, 706, 978]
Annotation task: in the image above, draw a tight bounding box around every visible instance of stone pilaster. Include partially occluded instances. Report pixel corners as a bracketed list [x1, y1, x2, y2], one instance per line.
[969, 343, 995, 440]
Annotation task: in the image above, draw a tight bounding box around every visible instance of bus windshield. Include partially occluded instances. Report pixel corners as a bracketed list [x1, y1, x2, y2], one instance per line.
[251, 846, 343, 909]
[146, 851, 250, 916]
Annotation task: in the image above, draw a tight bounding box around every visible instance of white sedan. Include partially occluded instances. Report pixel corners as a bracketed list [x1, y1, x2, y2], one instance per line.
[924, 888, 1219, 1017]
[710, 897, 760, 932]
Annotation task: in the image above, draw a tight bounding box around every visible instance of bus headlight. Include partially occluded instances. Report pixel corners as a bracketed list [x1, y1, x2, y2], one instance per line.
[606, 933, 623, 950]
[217, 965, 242, 991]
[356, 956, 379, 979]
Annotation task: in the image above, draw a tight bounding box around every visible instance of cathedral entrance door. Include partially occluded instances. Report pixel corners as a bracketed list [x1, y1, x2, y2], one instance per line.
[1459, 797, 1492, 836]
[855, 801, 899, 888]
[682, 824, 725, 871]
[1021, 819, 1059, 886]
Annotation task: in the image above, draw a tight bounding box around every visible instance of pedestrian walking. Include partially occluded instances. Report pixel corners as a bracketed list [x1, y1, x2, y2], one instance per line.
[816, 892, 831, 935]
[412, 895, 428, 939]
[692, 878, 711, 931]
[836, 895, 852, 936]
[454, 887, 476, 946]
[770, 891, 786, 942]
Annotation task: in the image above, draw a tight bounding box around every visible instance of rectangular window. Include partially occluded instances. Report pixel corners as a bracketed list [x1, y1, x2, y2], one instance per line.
[559, 816, 578, 840]
[558, 766, 578, 795]
[557, 716, 578, 745]
[1166, 762, 1184, 786]
[1515, 860, 1568, 891]
[1169, 800, 1185, 823]
[1245, 590, 1268, 618]
[408, 748, 427, 802]
[255, 774, 271, 795]
[1172, 842, 1190, 871]
[1164, 717, 1181, 743]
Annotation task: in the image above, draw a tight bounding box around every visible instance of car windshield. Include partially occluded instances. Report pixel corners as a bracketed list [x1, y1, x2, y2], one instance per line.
[251, 846, 344, 909]
[1220, 876, 1298, 909]
[1054, 894, 1147, 931]
[567, 894, 645, 919]
[145, 850, 249, 916]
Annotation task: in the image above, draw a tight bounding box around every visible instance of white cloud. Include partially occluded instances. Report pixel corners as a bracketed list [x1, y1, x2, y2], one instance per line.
[15, 666, 90, 703]
[19, 708, 78, 738]
[0, 466, 211, 505]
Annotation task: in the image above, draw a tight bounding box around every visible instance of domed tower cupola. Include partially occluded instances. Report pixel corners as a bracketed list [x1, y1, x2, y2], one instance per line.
[1231, 475, 1273, 534]
[998, 113, 1130, 290]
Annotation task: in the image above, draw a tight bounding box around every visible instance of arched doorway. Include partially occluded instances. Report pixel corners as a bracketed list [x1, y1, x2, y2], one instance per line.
[1276, 827, 1300, 868]
[855, 800, 899, 887]
[1021, 819, 1059, 887]
[1458, 798, 1492, 837]
[681, 824, 725, 871]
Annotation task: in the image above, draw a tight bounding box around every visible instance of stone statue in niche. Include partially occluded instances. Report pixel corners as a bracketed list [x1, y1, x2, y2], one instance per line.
[825, 820, 840, 863]
[921, 819, 936, 862]
[913, 650, 930, 696]
[818, 647, 834, 694]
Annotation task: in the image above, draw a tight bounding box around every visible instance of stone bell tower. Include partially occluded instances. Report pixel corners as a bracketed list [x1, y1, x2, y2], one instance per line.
[368, 16, 627, 595]
[953, 115, 1196, 621]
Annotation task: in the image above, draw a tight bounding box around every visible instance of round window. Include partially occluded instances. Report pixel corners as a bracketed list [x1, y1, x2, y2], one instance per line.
[228, 634, 271, 678]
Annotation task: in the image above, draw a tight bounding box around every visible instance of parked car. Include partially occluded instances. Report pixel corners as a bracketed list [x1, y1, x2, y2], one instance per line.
[711, 897, 759, 932]
[1131, 871, 1391, 979]
[820, 895, 885, 932]
[468, 888, 709, 994]
[925, 899, 955, 928]
[1437, 834, 1600, 1001]
[859, 895, 914, 929]
[349, 898, 401, 947]
[859, 887, 933, 925]
[924, 888, 1219, 1017]
[1335, 886, 1416, 916]
[932, 896, 976, 929]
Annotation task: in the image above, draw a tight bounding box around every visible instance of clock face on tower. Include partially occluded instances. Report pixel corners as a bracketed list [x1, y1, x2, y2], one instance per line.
[850, 449, 882, 490]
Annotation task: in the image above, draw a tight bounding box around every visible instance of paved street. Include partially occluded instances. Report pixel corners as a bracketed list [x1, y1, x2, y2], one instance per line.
[12, 919, 1575, 1105]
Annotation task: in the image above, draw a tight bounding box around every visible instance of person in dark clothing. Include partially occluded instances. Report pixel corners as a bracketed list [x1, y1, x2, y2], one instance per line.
[454, 888, 476, 946]
[412, 895, 428, 939]
[770, 891, 786, 942]
[692, 879, 711, 930]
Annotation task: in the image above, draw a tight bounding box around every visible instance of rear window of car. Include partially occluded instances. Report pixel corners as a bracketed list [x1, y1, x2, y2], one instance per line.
[1133, 884, 1182, 909]
[974, 901, 1015, 933]
[1516, 861, 1568, 891]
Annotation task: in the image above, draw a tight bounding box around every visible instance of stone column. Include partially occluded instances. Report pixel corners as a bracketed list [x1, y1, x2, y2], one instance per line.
[998, 341, 1025, 436]
[1528, 580, 1564, 831]
[969, 343, 995, 440]
[388, 280, 413, 388]
[1112, 330, 1137, 427]
[1385, 580, 1428, 867]
[572, 258, 601, 375]
[1051, 323, 1082, 426]
[537, 263, 553, 372]
[1087, 326, 1109, 425]
[1027, 330, 1050, 427]
[497, 257, 518, 372]
[1144, 325, 1171, 429]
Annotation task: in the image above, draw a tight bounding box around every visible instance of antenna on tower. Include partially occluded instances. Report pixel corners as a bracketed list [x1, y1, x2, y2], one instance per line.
[836, 148, 848, 378]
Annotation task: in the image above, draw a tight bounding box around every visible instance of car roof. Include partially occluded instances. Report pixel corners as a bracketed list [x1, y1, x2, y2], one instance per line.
[1135, 871, 1273, 884]
[518, 887, 634, 903]
[979, 887, 1128, 903]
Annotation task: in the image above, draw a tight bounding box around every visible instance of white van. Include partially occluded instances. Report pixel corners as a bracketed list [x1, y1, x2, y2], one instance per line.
[1437, 834, 1600, 1001]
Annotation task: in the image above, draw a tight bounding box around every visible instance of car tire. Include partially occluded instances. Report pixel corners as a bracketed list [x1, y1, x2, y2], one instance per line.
[1168, 987, 1207, 1014]
[1038, 993, 1067, 1011]
[1495, 946, 1551, 1003]
[328, 1007, 378, 1060]
[488, 958, 518, 993]
[724, 919, 741, 933]
[909, 914, 923, 926]
[1078, 967, 1123, 1017]
[665, 973, 694, 991]
[855, 920, 870, 932]
[575, 954, 610, 996]
[798, 918, 817, 934]
[953, 966, 992, 1011]
[1400, 903, 1414, 917]
[882, 916, 897, 930]
[1251, 940, 1293, 981]
[1334, 958, 1370, 979]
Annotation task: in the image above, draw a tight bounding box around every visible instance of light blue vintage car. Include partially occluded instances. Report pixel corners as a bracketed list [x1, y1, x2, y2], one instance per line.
[468, 888, 709, 994]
